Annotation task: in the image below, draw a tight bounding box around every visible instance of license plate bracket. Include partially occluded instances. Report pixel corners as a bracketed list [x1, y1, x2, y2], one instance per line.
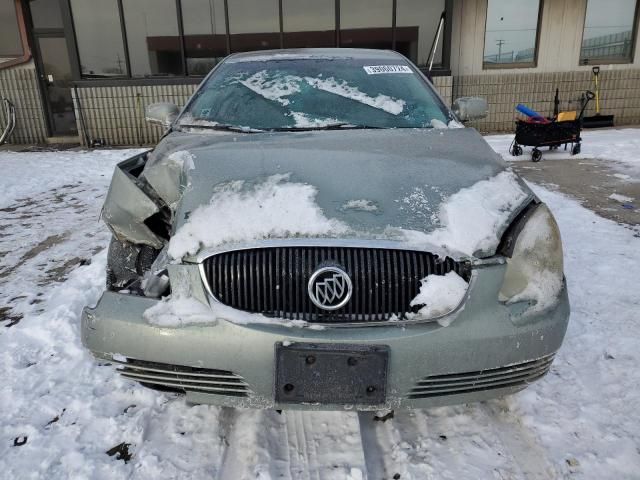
[275, 343, 389, 405]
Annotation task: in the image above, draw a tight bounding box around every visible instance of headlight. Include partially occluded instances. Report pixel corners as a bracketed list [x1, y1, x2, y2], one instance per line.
[499, 203, 564, 314]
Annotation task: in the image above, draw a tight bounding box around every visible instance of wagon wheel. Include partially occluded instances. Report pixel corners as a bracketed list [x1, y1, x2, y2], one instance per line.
[532, 148, 542, 162]
[572, 143, 581, 155]
[510, 143, 523, 156]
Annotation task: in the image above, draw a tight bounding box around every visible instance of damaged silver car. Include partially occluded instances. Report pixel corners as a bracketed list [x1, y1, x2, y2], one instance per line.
[82, 49, 569, 410]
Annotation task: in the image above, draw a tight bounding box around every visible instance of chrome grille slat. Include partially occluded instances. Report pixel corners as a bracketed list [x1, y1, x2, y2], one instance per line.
[408, 355, 554, 399]
[117, 365, 242, 381]
[412, 363, 552, 391]
[421, 356, 554, 382]
[120, 371, 248, 387]
[120, 375, 249, 394]
[202, 247, 468, 323]
[113, 358, 251, 397]
[408, 371, 549, 398]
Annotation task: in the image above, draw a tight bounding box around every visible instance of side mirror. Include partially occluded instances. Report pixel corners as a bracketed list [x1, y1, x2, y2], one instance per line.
[452, 97, 489, 122]
[145, 102, 180, 127]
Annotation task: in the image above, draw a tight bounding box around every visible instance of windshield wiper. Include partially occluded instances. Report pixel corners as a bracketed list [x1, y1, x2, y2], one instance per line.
[270, 123, 384, 132]
[177, 123, 264, 133]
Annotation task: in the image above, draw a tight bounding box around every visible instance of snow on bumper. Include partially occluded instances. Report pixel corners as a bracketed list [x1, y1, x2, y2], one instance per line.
[81, 263, 569, 410]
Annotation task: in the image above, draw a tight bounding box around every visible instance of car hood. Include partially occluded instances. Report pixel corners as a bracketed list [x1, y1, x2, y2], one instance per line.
[141, 128, 533, 259]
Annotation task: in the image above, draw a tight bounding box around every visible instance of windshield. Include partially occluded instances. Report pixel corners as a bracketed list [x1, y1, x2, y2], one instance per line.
[178, 56, 455, 131]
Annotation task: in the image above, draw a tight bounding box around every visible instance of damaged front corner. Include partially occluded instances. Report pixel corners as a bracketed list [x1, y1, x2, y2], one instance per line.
[102, 162, 165, 249]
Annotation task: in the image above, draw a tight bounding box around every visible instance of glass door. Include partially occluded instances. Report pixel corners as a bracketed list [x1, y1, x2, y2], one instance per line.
[28, 0, 78, 136]
[36, 36, 77, 135]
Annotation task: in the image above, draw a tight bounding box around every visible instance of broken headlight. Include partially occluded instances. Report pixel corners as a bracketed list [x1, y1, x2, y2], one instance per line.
[499, 203, 564, 313]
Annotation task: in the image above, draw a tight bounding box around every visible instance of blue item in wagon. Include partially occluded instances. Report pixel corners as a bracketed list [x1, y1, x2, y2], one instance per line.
[516, 104, 549, 123]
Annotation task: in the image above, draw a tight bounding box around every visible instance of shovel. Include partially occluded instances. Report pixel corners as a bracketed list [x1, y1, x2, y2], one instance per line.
[583, 66, 614, 128]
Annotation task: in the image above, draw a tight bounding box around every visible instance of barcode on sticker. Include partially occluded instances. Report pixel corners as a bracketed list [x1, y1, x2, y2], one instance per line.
[363, 65, 412, 74]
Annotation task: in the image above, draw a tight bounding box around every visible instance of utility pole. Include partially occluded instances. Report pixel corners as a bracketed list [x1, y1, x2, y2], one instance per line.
[116, 54, 124, 75]
[496, 39, 505, 62]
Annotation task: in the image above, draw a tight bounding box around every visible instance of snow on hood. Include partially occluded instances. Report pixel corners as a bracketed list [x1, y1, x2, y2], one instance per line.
[143, 128, 533, 260]
[168, 173, 349, 259]
[395, 170, 530, 257]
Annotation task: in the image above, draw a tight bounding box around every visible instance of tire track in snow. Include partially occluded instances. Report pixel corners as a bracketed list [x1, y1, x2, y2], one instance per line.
[358, 406, 546, 480]
[284, 411, 367, 480]
[358, 410, 434, 480]
[480, 400, 558, 480]
[217, 410, 366, 479]
[216, 409, 293, 479]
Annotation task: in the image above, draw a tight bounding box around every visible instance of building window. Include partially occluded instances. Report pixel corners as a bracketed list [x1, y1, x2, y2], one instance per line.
[29, 0, 64, 29]
[395, 0, 445, 67]
[580, 0, 638, 64]
[70, 0, 127, 77]
[340, 0, 393, 50]
[0, 0, 23, 57]
[483, 0, 541, 67]
[282, 0, 335, 48]
[182, 0, 227, 75]
[227, 0, 280, 53]
[123, 0, 182, 76]
[66, 0, 453, 80]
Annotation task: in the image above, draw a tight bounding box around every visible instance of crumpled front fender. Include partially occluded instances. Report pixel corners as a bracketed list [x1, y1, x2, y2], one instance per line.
[102, 153, 165, 249]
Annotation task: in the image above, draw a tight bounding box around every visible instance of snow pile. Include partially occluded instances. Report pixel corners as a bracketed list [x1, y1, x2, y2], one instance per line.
[168, 174, 349, 259]
[430, 119, 465, 129]
[341, 199, 378, 212]
[304, 77, 405, 115]
[400, 170, 529, 257]
[609, 193, 634, 203]
[290, 111, 340, 128]
[143, 296, 214, 327]
[166, 150, 195, 172]
[409, 271, 468, 325]
[239, 70, 301, 106]
[143, 295, 326, 329]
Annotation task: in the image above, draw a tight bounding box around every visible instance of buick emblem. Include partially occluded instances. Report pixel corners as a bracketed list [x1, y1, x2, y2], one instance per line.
[308, 266, 353, 311]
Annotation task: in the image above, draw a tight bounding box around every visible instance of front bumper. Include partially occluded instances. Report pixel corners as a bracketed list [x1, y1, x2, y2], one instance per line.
[81, 263, 570, 410]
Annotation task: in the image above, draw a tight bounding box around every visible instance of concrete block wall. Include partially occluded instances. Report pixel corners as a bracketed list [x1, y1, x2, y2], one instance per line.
[455, 69, 640, 132]
[72, 84, 197, 146]
[432, 75, 453, 106]
[0, 62, 48, 144]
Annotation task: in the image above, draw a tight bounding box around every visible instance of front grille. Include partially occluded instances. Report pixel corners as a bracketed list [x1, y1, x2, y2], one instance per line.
[202, 246, 469, 323]
[407, 355, 555, 399]
[114, 358, 251, 397]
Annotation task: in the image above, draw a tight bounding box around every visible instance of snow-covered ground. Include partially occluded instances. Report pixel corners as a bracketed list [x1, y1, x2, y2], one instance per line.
[1, 131, 639, 479]
[486, 128, 640, 178]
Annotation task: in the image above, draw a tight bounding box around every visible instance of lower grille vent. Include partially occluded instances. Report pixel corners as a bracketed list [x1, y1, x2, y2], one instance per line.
[408, 355, 554, 399]
[114, 358, 250, 397]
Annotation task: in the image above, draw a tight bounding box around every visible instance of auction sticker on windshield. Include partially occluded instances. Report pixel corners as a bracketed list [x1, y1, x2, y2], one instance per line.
[363, 65, 413, 74]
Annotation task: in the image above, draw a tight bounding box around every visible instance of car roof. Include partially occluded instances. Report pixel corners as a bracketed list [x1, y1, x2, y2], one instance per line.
[225, 48, 407, 63]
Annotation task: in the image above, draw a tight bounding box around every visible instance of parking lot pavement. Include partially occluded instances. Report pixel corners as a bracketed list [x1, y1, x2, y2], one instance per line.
[485, 128, 640, 227]
[511, 158, 640, 226]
